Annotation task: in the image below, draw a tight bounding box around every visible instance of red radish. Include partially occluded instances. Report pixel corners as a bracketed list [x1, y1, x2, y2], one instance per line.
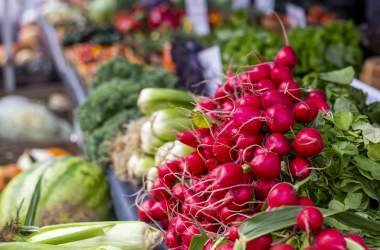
[278, 80, 301, 101]
[293, 100, 318, 123]
[206, 158, 218, 171]
[198, 97, 217, 111]
[200, 197, 219, 219]
[248, 64, 271, 81]
[255, 179, 277, 200]
[243, 171, 256, 183]
[172, 183, 191, 202]
[265, 104, 295, 133]
[271, 65, 293, 84]
[219, 206, 237, 223]
[254, 147, 268, 156]
[214, 86, 229, 101]
[200, 221, 218, 233]
[217, 121, 239, 139]
[151, 179, 171, 201]
[253, 79, 276, 92]
[225, 225, 239, 240]
[237, 148, 255, 162]
[275, 45, 297, 69]
[238, 94, 262, 109]
[182, 225, 201, 246]
[158, 160, 181, 184]
[290, 157, 312, 180]
[217, 242, 234, 250]
[199, 135, 215, 159]
[265, 133, 290, 156]
[298, 196, 315, 206]
[137, 199, 155, 222]
[307, 97, 329, 112]
[293, 128, 324, 157]
[209, 163, 244, 190]
[260, 90, 292, 109]
[315, 229, 346, 250]
[296, 207, 324, 232]
[270, 243, 295, 250]
[346, 234, 369, 250]
[161, 218, 169, 230]
[222, 99, 235, 113]
[308, 89, 326, 101]
[246, 234, 272, 250]
[213, 136, 234, 163]
[150, 200, 171, 220]
[250, 151, 281, 179]
[267, 182, 298, 208]
[184, 152, 207, 175]
[171, 215, 190, 234]
[236, 134, 263, 149]
[183, 196, 203, 218]
[233, 106, 262, 134]
[226, 186, 254, 206]
[165, 230, 180, 248]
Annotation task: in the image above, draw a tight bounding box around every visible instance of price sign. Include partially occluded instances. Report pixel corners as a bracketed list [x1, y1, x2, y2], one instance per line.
[254, 0, 275, 14]
[198, 46, 223, 97]
[286, 3, 306, 27]
[232, 0, 250, 10]
[185, 0, 210, 35]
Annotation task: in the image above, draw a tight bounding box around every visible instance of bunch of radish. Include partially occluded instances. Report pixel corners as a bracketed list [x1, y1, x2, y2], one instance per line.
[137, 24, 369, 250]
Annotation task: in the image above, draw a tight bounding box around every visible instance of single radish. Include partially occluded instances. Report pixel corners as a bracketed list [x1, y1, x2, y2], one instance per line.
[307, 96, 330, 112]
[226, 186, 254, 206]
[165, 230, 181, 248]
[278, 80, 301, 101]
[184, 152, 207, 175]
[293, 128, 324, 157]
[315, 229, 346, 250]
[222, 99, 235, 113]
[237, 148, 255, 162]
[213, 136, 234, 163]
[265, 104, 295, 133]
[298, 196, 315, 206]
[197, 97, 217, 111]
[255, 178, 277, 200]
[151, 179, 171, 201]
[200, 197, 219, 219]
[261, 90, 292, 109]
[233, 106, 262, 134]
[293, 100, 318, 123]
[219, 206, 237, 223]
[346, 234, 369, 250]
[248, 63, 271, 81]
[267, 182, 298, 208]
[238, 94, 262, 109]
[236, 134, 263, 149]
[172, 183, 191, 202]
[296, 207, 324, 232]
[273, 12, 297, 69]
[265, 133, 290, 156]
[158, 160, 181, 184]
[200, 221, 218, 233]
[290, 157, 312, 180]
[137, 199, 155, 222]
[250, 151, 281, 179]
[209, 163, 245, 191]
[182, 196, 203, 218]
[150, 199, 171, 220]
[246, 234, 272, 250]
[177, 130, 199, 147]
[217, 242, 235, 250]
[182, 225, 201, 246]
[225, 225, 239, 240]
[308, 89, 326, 101]
[254, 147, 268, 156]
[271, 64, 293, 84]
[206, 158, 218, 171]
[253, 79, 276, 92]
[161, 218, 169, 230]
[270, 243, 295, 250]
[170, 215, 190, 234]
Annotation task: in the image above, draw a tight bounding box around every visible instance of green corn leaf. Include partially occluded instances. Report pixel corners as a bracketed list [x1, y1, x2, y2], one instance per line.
[239, 206, 340, 242]
[189, 234, 208, 250]
[233, 239, 246, 250]
[329, 212, 380, 235]
[24, 174, 44, 227]
[346, 238, 365, 250]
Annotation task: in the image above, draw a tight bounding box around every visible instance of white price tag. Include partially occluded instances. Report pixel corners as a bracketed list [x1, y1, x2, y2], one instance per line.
[254, 0, 275, 14]
[286, 3, 306, 27]
[232, 0, 250, 10]
[198, 46, 223, 96]
[185, 0, 210, 36]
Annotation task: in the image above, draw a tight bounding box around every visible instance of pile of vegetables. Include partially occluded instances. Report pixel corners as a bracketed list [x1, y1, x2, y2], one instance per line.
[211, 11, 362, 76]
[136, 24, 379, 249]
[76, 57, 177, 165]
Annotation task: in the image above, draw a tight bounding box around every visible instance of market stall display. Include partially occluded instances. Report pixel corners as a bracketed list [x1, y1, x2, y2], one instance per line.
[1, 0, 380, 249]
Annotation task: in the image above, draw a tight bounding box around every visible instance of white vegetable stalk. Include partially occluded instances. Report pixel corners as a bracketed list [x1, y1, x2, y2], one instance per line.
[155, 141, 194, 166]
[127, 153, 154, 181]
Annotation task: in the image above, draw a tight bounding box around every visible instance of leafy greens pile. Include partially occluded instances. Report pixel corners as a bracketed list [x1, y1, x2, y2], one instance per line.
[76, 57, 177, 164]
